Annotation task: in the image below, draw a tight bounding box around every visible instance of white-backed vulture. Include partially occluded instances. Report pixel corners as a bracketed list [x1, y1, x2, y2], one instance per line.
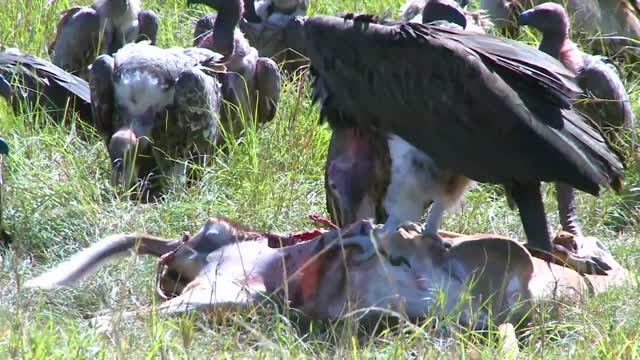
[90, 42, 225, 194]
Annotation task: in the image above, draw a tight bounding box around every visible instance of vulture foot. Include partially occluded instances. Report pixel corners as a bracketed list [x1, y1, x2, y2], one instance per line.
[540, 231, 614, 275]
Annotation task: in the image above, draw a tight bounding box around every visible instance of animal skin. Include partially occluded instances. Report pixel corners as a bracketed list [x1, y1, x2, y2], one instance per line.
[25, 218, 633, 328]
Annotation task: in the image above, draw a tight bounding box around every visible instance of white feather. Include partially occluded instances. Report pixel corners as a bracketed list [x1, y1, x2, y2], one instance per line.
[114, 71, 174, 116]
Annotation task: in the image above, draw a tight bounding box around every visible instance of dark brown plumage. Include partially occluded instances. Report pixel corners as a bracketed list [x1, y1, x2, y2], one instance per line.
[306, 15, 623, 264]
[49, 0, 159, 79]
[0, 49, 92, 123]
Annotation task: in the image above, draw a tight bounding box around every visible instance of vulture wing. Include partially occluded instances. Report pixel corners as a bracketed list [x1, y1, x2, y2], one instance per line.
[255, 57, 281, 123]
[50, 6, 101, 77]
[304, 16, 623, 195]
[0, 50, 91, 121]
[0, 50, 91, 104]
[576, 56, 635, 131]
[89, 55, 116, 142]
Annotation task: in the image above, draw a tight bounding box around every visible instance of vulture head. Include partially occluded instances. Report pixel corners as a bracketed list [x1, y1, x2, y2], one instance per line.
[187, 0, 242, 57]
[91, 43, 223, 193]
[422, 0, 467, 29]
[517, 2, 568, 37]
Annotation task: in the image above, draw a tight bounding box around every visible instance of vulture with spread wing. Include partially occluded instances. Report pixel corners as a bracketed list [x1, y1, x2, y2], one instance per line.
[90, 42, 225, 194]
[0, 49, 92, 123]
[190, 0, 281, 129]
[325, 2, 476, 244]
[307, 15, 624, 270]
[49, 0, 159, 79]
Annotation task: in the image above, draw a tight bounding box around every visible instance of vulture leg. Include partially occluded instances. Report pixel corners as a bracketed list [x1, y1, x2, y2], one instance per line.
[422, 201, 447, 241]
[255, 57, 281, 124]
[555, 182, 582, 236]
[137, 10, 159, 45]
[506, 182, 553, 259]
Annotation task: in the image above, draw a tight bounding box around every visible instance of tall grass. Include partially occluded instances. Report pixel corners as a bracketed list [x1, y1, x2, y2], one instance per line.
[0, 0, 639, 357]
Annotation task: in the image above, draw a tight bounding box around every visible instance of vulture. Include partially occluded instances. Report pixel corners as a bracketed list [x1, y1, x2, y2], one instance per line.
[190, 0, 281, 128]
[90, 42, 225, 193]
[49, 0, 159, 79]
[307, 14, 624, 270]
[519, 3, 635, 134]
[238, 0, 309, 72]
[325, 2, 476, 243]
[400, 0, 494, 33]
[517, 2, 635, 238]
[480, 0, 640, 59]
[0, 48, 92, 123]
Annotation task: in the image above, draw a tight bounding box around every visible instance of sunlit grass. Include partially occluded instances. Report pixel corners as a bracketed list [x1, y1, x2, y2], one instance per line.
[0, 0, 639, 357]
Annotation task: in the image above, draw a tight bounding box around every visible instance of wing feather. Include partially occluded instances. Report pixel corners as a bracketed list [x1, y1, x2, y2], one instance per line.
[304, 16, 623, 195]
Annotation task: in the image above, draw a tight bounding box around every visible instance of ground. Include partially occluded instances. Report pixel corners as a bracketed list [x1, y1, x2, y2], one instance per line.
[0, 0, 639, 358]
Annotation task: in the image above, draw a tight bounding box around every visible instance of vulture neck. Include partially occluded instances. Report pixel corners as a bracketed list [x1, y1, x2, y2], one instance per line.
[538, 26, 569, 60]
[538, 25, 583, 73]
[211, 0, 242, 56]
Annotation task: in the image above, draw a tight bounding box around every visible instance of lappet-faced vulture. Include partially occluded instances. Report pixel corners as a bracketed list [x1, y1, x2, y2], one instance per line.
[325, 4, 475, 244]
[307, 15, 624, 270]
[481, 0, 640, 59]
[90, 42, 225, 194]
[516, 2, 634, 240]
[400, 0, 494, 33]
[49, 0, 159, 79]
[189, 0, 281, 129]
[237, 0, 309, 72]
[0, 48, 92, 123]
[519, 3, 635, 134]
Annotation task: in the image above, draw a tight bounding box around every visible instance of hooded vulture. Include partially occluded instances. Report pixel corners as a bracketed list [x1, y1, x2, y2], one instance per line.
[307, 15, 624, 270]
[49, 0, 159, 79]
[189, 0, 281, 129]
[325, 2, 477, 244]
[90, 42, 225, 194]
[516, 2, 634, 239]
[0, 48, 92, 123]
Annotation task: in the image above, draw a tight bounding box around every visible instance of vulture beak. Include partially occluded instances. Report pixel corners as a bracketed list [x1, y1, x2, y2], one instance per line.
[517, 10, 534, 26]
[108, 129, 140, 189]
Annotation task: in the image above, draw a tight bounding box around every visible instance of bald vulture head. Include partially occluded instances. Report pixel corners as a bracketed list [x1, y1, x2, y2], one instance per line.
[518, 3, 568, 39]
[90, 42, 224, 193]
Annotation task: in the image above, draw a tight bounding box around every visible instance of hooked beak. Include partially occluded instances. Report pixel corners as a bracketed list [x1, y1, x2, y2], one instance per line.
[108, 129, 140, 189]
[517, 10, 534, 26]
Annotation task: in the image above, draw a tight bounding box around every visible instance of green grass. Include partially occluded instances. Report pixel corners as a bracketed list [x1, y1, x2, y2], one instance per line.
[1, 0, 640, 358]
